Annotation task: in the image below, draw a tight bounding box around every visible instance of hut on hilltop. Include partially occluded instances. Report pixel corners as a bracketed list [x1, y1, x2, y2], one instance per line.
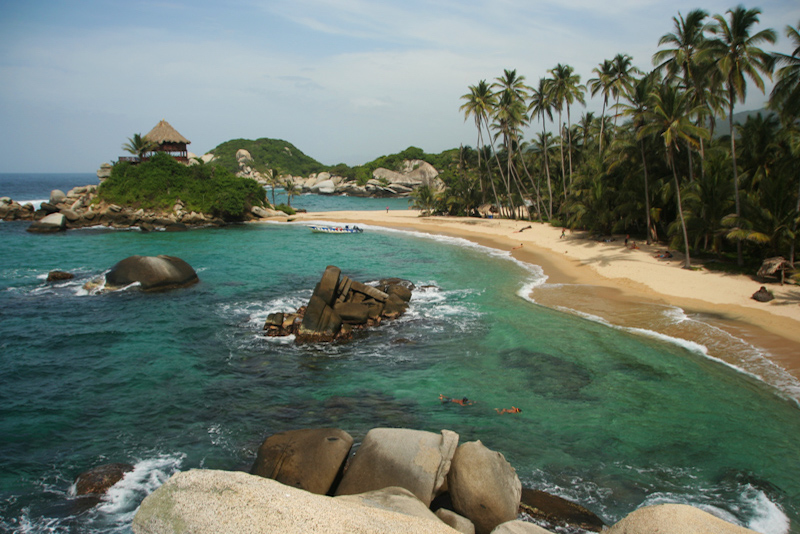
[143, 119, 191, 163]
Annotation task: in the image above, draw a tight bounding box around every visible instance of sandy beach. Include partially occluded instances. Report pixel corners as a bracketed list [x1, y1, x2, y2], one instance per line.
[282, 209, 800, 387]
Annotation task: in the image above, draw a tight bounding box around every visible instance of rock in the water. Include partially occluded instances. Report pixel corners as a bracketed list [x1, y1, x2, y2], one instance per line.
[333, 302, 371, 325]
[75, 463, 134, 495]
[105, 255, 198, 291]
[335, 428, 458, 506]
[448, 440, 522, 534]
[751, 286, 774, 302]
[297, 295, 343, 342]
[606, 503, 758, 533]
[47, 270, 75, 282]
[27, 212, 66, 233]
[312, 179, 337, 194]
[250, 428, 353, 495]
[164, 222, 188, 232]
[132, 469, 460, 534]
[50, 189, 66, 204]
[519, 488, 604, 532]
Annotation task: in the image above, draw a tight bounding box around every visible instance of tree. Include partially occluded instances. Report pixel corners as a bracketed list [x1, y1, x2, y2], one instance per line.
[460, 80, 503, 215]
[529, 78, 556, 219]
[770, 20, 800, 121]
[122, 133, 155, 161]
[547, 63, 586, 200]
[707, 5, 777, 265]
[588, 59, 616, 154]
[609, 54, 643, 127]
[640, 84, 710, 268]
[281, 178, 300, 207]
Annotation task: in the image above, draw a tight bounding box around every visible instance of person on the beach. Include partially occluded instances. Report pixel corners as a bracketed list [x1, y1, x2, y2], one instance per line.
[516, 225, 531, 233]
[386, 206, 389, 213]
[560, 228, 566, 238]
[512, 243, 523, 250]
[629, 241, 639, 250]
[495, 406, 521, 414]
[625, 234, 629, 247]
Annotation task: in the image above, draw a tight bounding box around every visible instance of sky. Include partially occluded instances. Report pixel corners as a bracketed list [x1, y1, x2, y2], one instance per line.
[0, 0, 798, 173]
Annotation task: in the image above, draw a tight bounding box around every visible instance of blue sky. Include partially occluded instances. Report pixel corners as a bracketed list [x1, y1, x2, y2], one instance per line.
[0, 0, 797, 172]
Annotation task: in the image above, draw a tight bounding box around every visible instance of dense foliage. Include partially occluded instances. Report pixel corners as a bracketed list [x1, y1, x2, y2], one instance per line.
[99, 152, 266, 221]
[443, 8, 799, 273]
[209, 138, 327, 177]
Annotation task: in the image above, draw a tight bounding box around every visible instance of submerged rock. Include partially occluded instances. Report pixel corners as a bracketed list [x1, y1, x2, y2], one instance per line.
[75, 463, 134, 495]
[519, 488, 604, 532]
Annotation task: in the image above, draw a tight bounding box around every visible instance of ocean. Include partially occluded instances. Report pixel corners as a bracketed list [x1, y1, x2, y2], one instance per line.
[1, 173, 798, 534]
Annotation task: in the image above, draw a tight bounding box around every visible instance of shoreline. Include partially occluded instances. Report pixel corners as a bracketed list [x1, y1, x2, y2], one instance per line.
[277, 209, 800, 393]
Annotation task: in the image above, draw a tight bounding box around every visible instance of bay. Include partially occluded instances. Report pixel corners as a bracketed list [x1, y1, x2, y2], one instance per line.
[0, 174, 798, 534]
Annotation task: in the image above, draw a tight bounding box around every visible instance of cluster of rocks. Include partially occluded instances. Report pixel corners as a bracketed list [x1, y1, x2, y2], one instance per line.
[129, 426, 760, 534]
[233, 147, 445, 198]
[264, 265, 414, 343]
[1, 186, 288, 233]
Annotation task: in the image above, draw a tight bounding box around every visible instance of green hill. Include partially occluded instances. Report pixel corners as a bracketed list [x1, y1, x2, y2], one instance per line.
[712, 108, 778, 138]
[209, 138, 328, 176]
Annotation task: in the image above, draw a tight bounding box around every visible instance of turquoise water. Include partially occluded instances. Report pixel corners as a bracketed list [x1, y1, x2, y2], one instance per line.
[1, 174, 799, 533]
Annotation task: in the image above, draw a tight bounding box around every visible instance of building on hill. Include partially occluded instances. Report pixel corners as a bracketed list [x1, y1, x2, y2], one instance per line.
[143, 119, 191, 163]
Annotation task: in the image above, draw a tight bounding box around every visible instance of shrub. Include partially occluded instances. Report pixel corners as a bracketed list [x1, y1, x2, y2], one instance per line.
[98, 153, 266, 221]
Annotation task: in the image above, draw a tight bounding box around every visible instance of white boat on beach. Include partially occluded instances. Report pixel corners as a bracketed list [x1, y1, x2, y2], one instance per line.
[307, 224, 364, 234]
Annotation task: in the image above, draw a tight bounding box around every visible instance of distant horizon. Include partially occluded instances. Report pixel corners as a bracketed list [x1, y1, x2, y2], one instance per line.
[1, 0, 797, 173]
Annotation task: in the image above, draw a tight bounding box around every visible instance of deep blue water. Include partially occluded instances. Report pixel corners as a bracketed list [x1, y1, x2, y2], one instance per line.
[1, 174, 798, 534]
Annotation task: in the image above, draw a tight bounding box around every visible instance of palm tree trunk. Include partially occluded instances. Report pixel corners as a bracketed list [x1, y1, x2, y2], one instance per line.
[640, 139, 653, 245]
[686, 140, 695, 183]
[567, 105, 574, 188]
[728, 92, 743, 267]
[483, 123, 508, 217]
[557, 110, 568, 206]
[599, 99, 607, 154]
[671, 150, 691, 268]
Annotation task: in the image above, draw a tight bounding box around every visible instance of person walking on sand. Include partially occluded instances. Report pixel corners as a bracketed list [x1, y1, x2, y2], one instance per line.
[560, 228, 566, 239]
[495, 406, 521, 414]
[625, 234, 629, 247]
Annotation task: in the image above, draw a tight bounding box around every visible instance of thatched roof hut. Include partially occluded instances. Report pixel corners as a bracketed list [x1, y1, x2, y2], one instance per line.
[144, 119, 190, 161]
[757, 256, 789, 285]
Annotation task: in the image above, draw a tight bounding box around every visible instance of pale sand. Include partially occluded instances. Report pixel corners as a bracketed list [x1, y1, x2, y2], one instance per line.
[268, 210, 800, 381]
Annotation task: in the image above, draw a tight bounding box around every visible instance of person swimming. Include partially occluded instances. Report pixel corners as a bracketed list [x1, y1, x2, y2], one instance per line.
[439, 394, 474, 406]
[495, 406, 521, 414]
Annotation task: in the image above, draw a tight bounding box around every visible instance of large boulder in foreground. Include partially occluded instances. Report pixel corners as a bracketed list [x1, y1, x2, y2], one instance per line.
[132, 469, 460, 534]
[335, 428, 458, 506]
[250, 428, 353, 495]
[448, 440, 522, 534]
[105, 255, 198, 291]
[606, 503, 758, 533]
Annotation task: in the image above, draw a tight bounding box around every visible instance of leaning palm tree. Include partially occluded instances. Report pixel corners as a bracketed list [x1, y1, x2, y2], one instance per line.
[769, 20, 800, 122]
[707, 5, 777, 266]
[588, 59, 615, 153]
[640, 84, 710, 268]
[460, 81, 502, 213]
[122, 133, 156, 161]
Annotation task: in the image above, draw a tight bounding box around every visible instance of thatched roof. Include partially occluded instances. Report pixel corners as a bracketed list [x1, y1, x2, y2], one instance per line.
[144, 119, 190, 145]
[757, 257, 789, 278]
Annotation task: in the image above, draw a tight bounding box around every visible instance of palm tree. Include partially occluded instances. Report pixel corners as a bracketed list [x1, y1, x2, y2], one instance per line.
[529, 78, 555, 219]
[640, 84, 710, 268]
[122, 133, 155, 161]
[547, 64, 586, 196]
[492, 69, 531, 219]
[460, 81, 502, 214]
[707, 5, 777, 266]
[609, 54, 642, 126]
[770, 20, 800, 121]
[617, 71, 661, 244]
[281, 178, 300, 208]
[588, 59, 615, 153]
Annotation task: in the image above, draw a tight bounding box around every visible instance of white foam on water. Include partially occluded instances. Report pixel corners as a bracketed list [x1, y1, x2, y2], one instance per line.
[745, 487, 791, 534]
[94, 453, 185, 521]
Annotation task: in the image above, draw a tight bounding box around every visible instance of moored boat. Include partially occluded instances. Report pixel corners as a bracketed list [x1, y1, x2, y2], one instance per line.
[308, 224, 363, 234]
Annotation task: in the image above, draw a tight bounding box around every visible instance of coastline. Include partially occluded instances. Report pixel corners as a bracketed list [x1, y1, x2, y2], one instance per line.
[277, 209, 800, 393]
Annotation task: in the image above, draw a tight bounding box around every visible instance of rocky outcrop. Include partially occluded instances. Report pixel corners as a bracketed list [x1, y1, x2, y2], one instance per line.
[47, 270, 75, 282]
[250, 428, 353, 495]
[447, 440, 522, 534]
[519, 488, 605, 532]
[27, 212, 66, 233]
[75, 463, 134, 495]
[102, 255, 199, 292]
[132, 469, 461, 534]
[335, 428, 458, 506]
[751, 286, 774, 302]
[264, 266, 414, 343]
[606, 503, 758, 533]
